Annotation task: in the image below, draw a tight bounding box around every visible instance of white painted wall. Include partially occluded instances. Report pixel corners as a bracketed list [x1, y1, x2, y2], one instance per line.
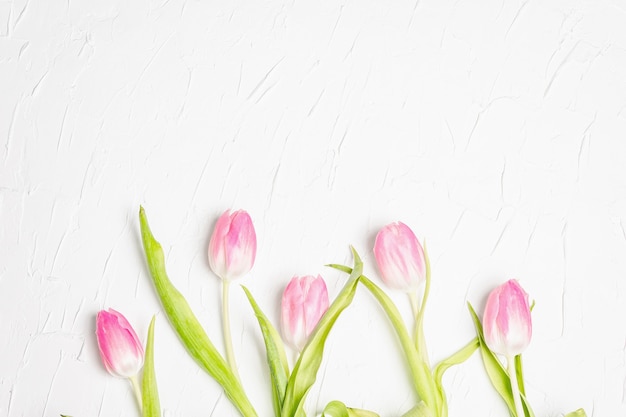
[1, 0, 625, 415]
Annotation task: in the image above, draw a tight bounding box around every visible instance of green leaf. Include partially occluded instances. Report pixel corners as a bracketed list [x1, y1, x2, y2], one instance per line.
[414, 244, 432, 366]
[280, 247, 363, 417]
[241, 285, 290, 417]
[467, 303, 516, 415]
[139, 207, 257, 417]
[142, 316, 161, 417]
[564, 409, 587, 417]
[467, 303, 534, 417]
[322, 400, 380, 417]
[347, 272, 440, 415]
[514, 354, 525, 396]
[433, 337, 479, 389]
[433, 338, 479, 417]
[322, 401, 350, 417]
[327, 264, 352, 274]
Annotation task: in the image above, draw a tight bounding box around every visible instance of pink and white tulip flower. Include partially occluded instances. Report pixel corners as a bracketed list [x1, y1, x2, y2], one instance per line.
[96, 309, 144, 378]
[208, 209, 257, 281]
[483, 279, 532, 357]
[373, 222, 426, 292]
[281, 275, 329, 351]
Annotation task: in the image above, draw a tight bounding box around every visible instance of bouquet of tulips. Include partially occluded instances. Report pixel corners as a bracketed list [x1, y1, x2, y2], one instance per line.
[77, 207, 587, 417]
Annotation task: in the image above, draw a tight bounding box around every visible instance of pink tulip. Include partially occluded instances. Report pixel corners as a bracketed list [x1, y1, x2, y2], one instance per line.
[208, 209, 257, 281]
[96, 309, 144, 378]
[373, 222, 426, 292]
[281, 275, 329, 351]
[483, 279, 532, 356]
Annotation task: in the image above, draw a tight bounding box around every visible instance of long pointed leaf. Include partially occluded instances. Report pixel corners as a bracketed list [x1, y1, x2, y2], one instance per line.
[142, 316, 161, 417]
[433, 337, 479, 388]
[280, 247, 363, 417]
[515, 354, 525, 396]
[414, 244, 431, 366]
[330, 267, 439, 415]
[139, 207, 257, 417]
[241, 285, 290, 417]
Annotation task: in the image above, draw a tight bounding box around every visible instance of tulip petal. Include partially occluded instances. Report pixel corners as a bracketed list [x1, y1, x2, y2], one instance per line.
[281, 275, 329, 351]
[208, 209, 256, 281]
[483, 280, 532, 357]
[373, 222, 426, 292]
[96, 309, 144, 379]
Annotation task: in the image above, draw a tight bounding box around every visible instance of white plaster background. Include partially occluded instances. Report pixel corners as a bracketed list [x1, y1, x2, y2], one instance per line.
[1, 0, 626, 416]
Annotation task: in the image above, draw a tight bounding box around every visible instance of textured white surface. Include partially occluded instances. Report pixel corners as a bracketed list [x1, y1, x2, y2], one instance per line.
[2, 0, 626, 416]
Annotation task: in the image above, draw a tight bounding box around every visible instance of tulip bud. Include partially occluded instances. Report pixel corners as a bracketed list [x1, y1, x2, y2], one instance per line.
[208, 209, 257, 281]
[281, 275, 329, 351]
[483, 279, 532, 357]
[96, 309, 144, 378]
[373, 222, 426, 292]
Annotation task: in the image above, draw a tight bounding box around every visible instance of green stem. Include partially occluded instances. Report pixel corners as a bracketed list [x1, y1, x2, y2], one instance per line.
[413, 244, 432, 368]
[416, 244, 432, 328]
[409, 291, 419, 319]
[129, 374, 143, 413]
[507, 355, 524, 417]
[222, 280, 240, 381]
[408, 291, 423, 354]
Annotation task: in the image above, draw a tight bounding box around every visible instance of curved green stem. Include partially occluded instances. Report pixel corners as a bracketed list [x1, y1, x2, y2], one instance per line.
[409, 291, 419, 318]
[414, 244, 432, 367]
[129, 374, 143, 413]
[409, 291, 427, 361]
[222, 280, 240, 381]
[507, 355, 524, 417]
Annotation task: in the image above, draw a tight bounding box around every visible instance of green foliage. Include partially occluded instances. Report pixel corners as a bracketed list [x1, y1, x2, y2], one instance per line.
[142, 316, 161, 417]
[357, 276, 440, 413]
[139, 207, 257, 417]
[433, 338, 479, 389]
[280, 248, 363, 417]
[327, 265, 440, 416]
[242, 286, 290, 417]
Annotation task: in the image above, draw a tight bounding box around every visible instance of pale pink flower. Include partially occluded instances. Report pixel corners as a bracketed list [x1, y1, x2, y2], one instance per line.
[483, 279, 532, 356]
[208, 209, 257, 281]
[281, 275, 329, 351]
[96, 309, 144, 378]
[373, 222, 426, 292]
